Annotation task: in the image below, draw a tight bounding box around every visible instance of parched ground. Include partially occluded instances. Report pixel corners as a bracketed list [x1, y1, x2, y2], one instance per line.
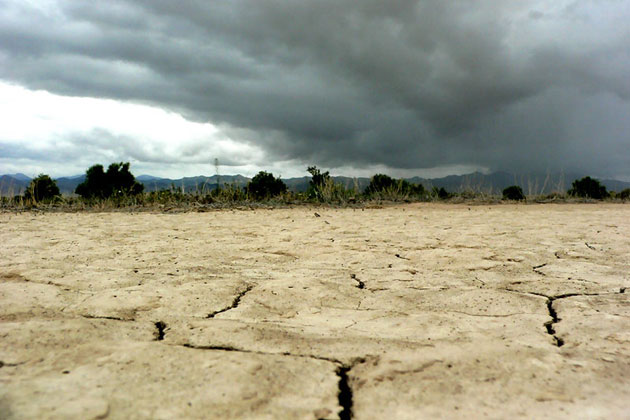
[1, 204, 629, 419]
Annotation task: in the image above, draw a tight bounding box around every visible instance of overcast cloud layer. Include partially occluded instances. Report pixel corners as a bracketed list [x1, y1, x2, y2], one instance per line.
[1, 0, 629, 179]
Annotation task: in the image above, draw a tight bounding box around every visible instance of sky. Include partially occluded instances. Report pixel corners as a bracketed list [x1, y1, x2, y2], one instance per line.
[1, 0, 629, 180]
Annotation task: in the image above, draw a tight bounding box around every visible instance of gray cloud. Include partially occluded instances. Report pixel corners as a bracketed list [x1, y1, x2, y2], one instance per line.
[1, 0, 629, 177]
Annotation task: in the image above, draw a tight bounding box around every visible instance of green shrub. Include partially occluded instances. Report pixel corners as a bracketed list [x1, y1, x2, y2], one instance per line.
[567, 177, 608, 199]
[75, 162, 144, 199]
[306, 166, 331, 200]
[318, 178, 356, 203]
[212, 183, 248, 202]
[502, 185, 525, 201]
[365, 174, 396, 195]
[247, 171, 287, 200]
[24, 174, 60, 202]
[365, 174, 425, 200]
[618, 188, 630, 200]
[432, 186, 450, 199]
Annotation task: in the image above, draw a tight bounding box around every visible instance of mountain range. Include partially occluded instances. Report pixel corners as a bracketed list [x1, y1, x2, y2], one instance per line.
[1, 171, 629, 196]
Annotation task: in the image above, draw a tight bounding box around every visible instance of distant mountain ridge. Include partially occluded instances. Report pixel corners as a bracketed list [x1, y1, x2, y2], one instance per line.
[1, 171, 629, 196]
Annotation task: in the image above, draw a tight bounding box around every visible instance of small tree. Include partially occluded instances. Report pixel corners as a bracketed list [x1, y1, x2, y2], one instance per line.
[618, 188, 630, 200]
[568, 177, 608, 199]
[503, 185, 525, 201]
[432, 186, 450, 199]
[365, 174, 395, 194]
[247, 171, 287, 200]
[307, 166, 331, 200]
[24, 174, 60, 202]
[365, 174, 425, 199]
[75, 164, 108, 198]
[75, 162, 144, 199]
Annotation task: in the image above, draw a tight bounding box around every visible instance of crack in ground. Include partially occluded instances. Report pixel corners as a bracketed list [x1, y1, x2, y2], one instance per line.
[336, 358, 366, 420]
[1, 273, 77, 291]
[532, 263, 547, 276]
[503, 288, 624, 347]
[350, 274, 365, 290]
[207, 284, 253, 318]
[336, 365, 353, 420]
[541, 292, 601, 347]
[154, 321, 167, 341]
[544, 298, 564, 347]
[81, 314, 134, 321]
[181, 342, 367, 419]
[181, 343, 343, 364]
[0, 360, 26, 368]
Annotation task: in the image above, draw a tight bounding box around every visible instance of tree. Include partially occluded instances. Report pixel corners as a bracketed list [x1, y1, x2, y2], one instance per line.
[432, 186, 450, 199]
[365, 174, 396, 194]
[247, 171, 287, 200]
[24, 174, 60, 202]
[306, 166, 331, 200]
[75, 162, 144, 198]
[568, 177, 608, 199]
[75, 164, 107, 198]
[618, 188, 630, 200]
[365, 174, 425, 198]
[502, 185, 525, 201]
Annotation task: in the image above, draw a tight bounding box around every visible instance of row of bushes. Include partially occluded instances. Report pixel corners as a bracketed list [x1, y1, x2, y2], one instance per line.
[12, 163, 630, 206]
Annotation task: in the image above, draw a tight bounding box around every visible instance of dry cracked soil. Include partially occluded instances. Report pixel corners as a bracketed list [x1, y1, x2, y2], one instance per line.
[0, 203, 629, 419]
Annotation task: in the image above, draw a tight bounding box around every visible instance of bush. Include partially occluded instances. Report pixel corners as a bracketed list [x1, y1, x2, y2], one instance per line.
[432, 186, 450, 199]
[502, 185, 525, 201]
[365, 174, 396, 195]
[24, 174, 60, 202]
[567, 177, 608, 199]
[365, 174, 425, 200]
[306, 166, 331, 200]
[212, 183, 248, 203]
[618, 188, 630, 200]
[75, 162, 144, 199]
[247, 171, 287, 200]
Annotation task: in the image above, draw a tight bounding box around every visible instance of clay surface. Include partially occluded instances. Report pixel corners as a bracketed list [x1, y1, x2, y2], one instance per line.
[1, 204, 628, 419]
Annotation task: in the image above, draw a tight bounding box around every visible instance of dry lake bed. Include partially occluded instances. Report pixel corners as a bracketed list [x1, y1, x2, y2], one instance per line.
[1, 204, 629, 419]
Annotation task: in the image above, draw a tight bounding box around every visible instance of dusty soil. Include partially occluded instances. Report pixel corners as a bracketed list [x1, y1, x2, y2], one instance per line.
[1, 204, 628, 419]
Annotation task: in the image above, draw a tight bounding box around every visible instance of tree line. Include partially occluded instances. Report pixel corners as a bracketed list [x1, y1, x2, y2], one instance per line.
[17, 162, 630, 204]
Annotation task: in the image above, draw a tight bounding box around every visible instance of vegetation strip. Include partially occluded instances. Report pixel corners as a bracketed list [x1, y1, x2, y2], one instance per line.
[5, 162, 629, 210]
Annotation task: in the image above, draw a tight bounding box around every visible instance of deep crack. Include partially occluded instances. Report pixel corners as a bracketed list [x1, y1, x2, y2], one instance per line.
[154, 321, 166, 341]
[544, 298, 565, 347]
[207, 284, 253, 318]
[336, 358, 366, 420]
[337, 366, 353, 420]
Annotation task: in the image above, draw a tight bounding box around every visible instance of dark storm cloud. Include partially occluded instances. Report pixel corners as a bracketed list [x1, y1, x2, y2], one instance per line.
[1, 0, 629, 176]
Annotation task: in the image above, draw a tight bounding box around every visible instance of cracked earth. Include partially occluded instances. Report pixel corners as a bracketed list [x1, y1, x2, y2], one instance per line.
[1, 204, 629, 419]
